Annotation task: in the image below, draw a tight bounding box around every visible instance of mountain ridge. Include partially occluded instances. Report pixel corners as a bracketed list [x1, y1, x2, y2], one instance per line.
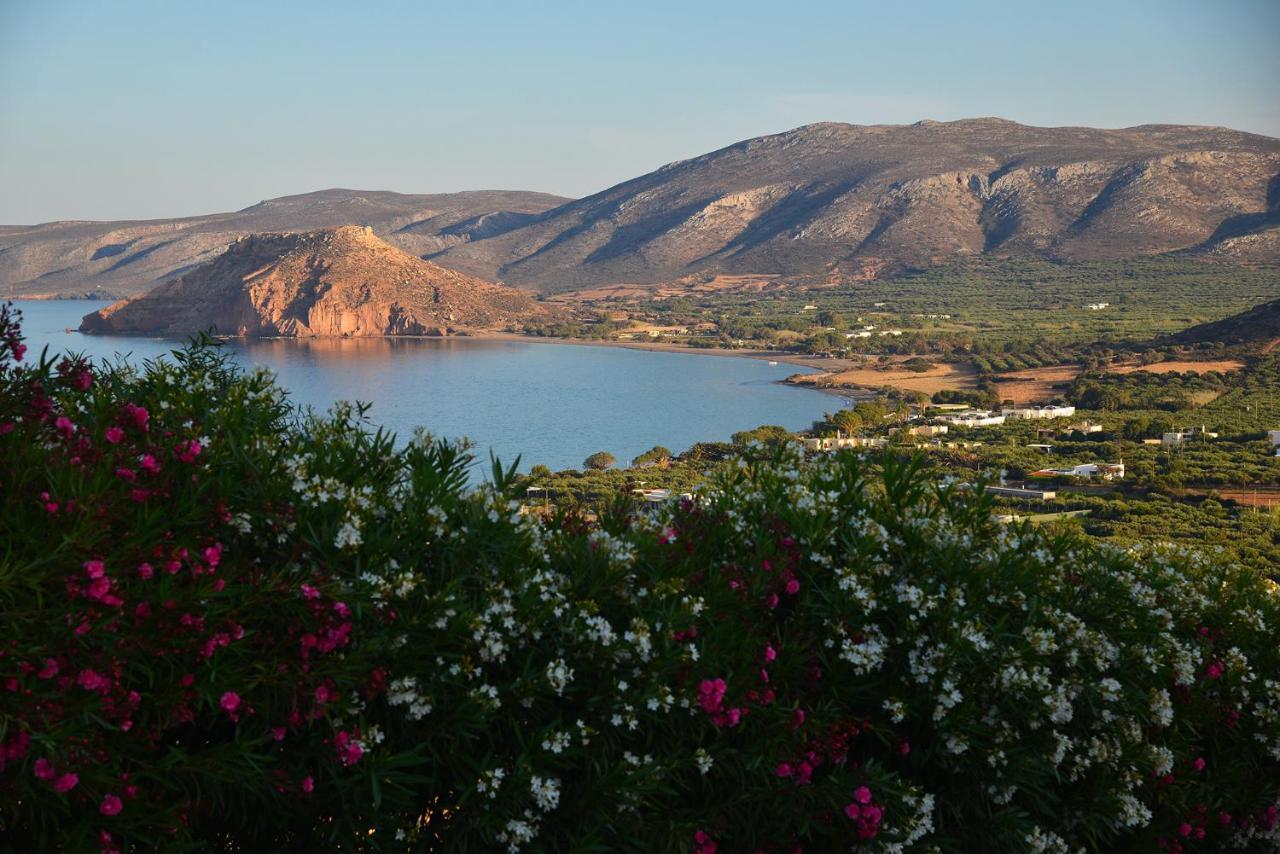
[0, 190, 569, 298]
[427, 118, 1280, 291]
[4, 119, 1278, 298]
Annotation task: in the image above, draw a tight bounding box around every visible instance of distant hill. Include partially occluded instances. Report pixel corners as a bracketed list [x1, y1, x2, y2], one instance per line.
[0, 189, 568, 298]
[1174, 298, 1280, 349]
[431, 119, 1280, 292]
[6, 119, 1279, 298]
[79, 226, 555, 337]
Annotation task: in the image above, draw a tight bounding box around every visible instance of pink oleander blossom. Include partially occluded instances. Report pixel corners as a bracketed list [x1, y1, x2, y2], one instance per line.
[99, 794, 123, 816]
[220, 691, 241, 714]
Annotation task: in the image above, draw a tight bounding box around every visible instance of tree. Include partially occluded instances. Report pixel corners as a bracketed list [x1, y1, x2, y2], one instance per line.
[830, 409, 862, 435]
[631, 446, 672, 468]
[731, 425, 793, 448]
[583, 451, 616, 470]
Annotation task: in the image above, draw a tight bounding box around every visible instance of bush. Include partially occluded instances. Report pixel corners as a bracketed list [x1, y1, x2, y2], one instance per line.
[2, 305, 1278, 851]
[583, 451, 616, 470]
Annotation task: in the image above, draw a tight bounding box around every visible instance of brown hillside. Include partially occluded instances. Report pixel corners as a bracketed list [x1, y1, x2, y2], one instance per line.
[430, 119, 1280, 291]
[0, 190, 568, 299]
[79, 226, 555, 337]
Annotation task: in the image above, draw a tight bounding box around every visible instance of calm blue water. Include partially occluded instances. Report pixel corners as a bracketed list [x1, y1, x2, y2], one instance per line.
[13, 301, 840, 472]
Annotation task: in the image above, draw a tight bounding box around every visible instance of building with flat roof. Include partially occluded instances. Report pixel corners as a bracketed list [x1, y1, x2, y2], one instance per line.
[1001, 404, 1076, 420]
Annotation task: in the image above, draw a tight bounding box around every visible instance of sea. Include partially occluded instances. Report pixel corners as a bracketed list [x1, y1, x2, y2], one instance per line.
[12, 300, 842, 473]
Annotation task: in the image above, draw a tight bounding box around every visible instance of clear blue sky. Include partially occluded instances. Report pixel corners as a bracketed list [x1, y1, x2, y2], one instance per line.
[2, 0, 1277, 224]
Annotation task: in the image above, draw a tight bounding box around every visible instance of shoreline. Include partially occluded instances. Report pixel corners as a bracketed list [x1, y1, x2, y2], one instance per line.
[466, 331, 865, 404]
[39, 303, 864, 406]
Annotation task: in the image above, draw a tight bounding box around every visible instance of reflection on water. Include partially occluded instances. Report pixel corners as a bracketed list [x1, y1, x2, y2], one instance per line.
[15, 300, 840, 473]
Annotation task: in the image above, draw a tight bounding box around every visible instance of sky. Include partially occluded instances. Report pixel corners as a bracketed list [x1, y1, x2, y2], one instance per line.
[1, 0, 1277, 224]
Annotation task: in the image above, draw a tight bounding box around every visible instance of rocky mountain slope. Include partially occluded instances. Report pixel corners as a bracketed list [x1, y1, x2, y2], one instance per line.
[7, 120, 1279, 299]
[430, 119, 1280, 291]
[79, 226, 554, 337]
[0, 189, 567, 298]
[1174, 297, 1280, 349]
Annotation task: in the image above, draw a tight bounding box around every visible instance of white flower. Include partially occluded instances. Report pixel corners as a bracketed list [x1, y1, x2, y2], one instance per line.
[694, 748, 713, 775]
[1150, 688, 1173, 727]
[545, 659, 574, 695]
[1115, 793, 1152, 829]
[334, 516, 363, 549]
[530, 776, 560, 812]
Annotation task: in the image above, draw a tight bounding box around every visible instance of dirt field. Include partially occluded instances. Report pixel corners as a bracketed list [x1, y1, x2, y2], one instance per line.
[990, 365, 1083, 404]
[1175, 488, 1280, 509]
[989, 359, 1247, 404]
[1111, 359, 1246, 375]
[791, 361, 979, 395]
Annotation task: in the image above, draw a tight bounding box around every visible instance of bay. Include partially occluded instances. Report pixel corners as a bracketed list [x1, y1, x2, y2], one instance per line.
[11, 300, 841, 472]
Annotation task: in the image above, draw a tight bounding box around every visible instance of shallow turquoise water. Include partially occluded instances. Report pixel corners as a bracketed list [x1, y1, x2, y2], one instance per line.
[13, 300, 841, 472]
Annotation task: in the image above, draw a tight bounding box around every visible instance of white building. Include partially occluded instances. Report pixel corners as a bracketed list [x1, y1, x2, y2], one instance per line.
[1030, 462, 1125, 481]
[802, 436, 889, 452]
[1001, 405, 1076, 420]
[1085, 302, 1110, 310]
[1163, 426, 1218, 446]
[1067, 421, 1103, 434]
[939, 410, 1006, 428]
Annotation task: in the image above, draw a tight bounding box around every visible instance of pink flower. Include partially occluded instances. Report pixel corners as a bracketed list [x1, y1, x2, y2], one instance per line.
[203, 544, 222, 567]
[104, 426, 125, 444]
[315, 685, 333, 704]
[1206, 661, 1224, 680]
[853, 785, 872, 805]
[84, 559, 106, 579]
[300, 776, 314, 793]
[785, 578, 800, 595]
[53, 773, 78, 793]
[697, 678, 727, 713]
[33, 758, 55, 780]
[219, 691, 241, 714]
[763, 644, 777, 662]
[77, 669, 109, 692]
[1178, 822, 1192, 837]
[87, 576, 112, 600]
[300, 584, 321, 600]
[137, 562, 154, 580]
[1193, 756, 1206, 771]
[693, 830, 717, 854]
[54, 416, 76, 438]
[99, 794, 123, 816]
[175, 439, 203, 463]
[775, 762, 793, 778]
[122, 403, 149, 430]
[37, 658, 58, 679]
[272, 727, 287, 741]
[139, 454, 160, 473]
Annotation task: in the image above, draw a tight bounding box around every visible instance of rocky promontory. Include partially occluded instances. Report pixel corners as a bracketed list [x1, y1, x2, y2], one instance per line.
[79, 226, 554, 337]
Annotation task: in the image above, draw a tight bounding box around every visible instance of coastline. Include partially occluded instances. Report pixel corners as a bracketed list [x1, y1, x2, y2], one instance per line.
[466, 331, 866, 404]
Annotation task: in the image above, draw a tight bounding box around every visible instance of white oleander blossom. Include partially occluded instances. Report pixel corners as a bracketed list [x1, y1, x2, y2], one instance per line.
[530, 776, 561, 812]
[545, 658, 573, 695]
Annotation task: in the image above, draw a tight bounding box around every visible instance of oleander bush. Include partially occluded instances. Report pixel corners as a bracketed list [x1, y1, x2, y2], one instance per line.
[1, 303, 1278, 852]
